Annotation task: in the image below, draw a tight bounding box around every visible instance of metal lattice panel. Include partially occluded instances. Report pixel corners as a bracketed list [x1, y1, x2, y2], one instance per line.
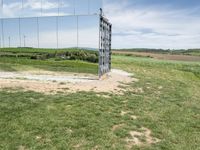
[99, 13, 112, 78]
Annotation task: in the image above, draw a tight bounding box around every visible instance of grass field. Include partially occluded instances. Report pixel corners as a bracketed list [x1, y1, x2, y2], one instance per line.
[0, 53, 200, 149]
[113, 50, 200, 62]
[113, 48, 200, 56]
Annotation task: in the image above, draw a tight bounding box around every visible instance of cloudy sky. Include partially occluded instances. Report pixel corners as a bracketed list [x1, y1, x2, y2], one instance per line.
[104, 0, 200, 49]
[1, 0, 200, 49]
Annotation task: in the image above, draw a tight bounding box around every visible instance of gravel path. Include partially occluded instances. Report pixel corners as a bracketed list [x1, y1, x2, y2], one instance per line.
[0, 69, 137, 94]
[0, 72, 96, 83]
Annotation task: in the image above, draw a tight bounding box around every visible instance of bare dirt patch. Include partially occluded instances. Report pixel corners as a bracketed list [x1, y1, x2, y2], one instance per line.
[125, 127, 160, 149]
[0, 69, 136, 94]
[18, 145, 28, 150]
[121, 111, 130, 116]
[130, 115, 137, 120]
[120, 111, 138, 120]
[112, 124, 125, 131]
[96, 94, 111, 98]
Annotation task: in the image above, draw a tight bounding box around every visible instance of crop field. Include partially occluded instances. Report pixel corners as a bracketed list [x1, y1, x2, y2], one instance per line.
[0, 48, 200, 149]
[113, 50, 200, 62]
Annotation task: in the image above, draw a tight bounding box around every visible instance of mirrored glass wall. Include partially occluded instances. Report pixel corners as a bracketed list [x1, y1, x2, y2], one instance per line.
[0, 0, 102, 18]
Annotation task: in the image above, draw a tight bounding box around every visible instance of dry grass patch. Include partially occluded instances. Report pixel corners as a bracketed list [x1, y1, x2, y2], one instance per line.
[125, 127, 160, 149]
[120, 111, 130, 116]
[18, 145, 28, 150]
[112, 124, 125, 132]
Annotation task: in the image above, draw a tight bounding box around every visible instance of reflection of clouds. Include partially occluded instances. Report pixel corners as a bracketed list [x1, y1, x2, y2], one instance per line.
[1, 0, 101, 18]
[2, 0, 58, 17]
[3, 28, 99, 49]
[1, 0, 69, 17]
[25, 0, 62, 10]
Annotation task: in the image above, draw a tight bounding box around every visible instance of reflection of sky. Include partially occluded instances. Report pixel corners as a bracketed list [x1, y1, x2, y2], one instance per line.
[0, 0, 101, 49]
[0, 16, 99, 48]
[1, 0, 102, 17]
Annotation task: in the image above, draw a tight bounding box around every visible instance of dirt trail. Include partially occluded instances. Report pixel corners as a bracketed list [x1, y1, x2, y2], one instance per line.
[0, 69, 137, 94]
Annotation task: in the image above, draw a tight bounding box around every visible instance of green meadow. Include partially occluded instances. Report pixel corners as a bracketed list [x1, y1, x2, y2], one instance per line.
[0, 49, 200, 149]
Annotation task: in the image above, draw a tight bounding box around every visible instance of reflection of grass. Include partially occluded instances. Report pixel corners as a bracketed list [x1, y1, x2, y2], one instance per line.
[0, 47, 96, 54]
[0, 48, 99, 74]
[0, 57, 98, 74]
[0, 55, 200, 149]
[0, 48, 99, 62]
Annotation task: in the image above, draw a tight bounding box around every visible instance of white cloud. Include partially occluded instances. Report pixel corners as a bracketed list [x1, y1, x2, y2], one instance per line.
[104, 0, 200, 49]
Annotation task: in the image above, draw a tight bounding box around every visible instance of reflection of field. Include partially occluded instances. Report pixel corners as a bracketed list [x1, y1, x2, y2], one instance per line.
[113, 51, 200, 62]
[0, 48, 98, 74]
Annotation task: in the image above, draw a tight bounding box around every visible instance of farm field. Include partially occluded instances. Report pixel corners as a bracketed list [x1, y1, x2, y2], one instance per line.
[113, 50, 200, 62]
[0, 49, 200, 149]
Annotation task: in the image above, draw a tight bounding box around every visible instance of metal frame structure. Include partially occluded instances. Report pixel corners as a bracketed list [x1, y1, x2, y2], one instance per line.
[99, 9, 112, 77]
[0, 0, 112, 78]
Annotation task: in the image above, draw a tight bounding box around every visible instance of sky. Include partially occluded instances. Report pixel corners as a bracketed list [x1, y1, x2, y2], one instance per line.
[104, 0, 200, 49]
[1, 0, 200, 49]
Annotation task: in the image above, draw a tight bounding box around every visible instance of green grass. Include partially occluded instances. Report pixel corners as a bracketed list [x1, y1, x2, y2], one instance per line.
[0, 55, 200, 149]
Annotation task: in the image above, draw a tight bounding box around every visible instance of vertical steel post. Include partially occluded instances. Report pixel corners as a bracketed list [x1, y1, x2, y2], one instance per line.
[1, 0, 4, 48]
[37, 17, 40, 48]
[19, 18, 21, 47]
[0, 0, 2, 19]
[56, 0, 59, 49]
[77, 15, 79, 48]
[56, 16, 59, 49]
[109, 24, 112, 70]
[23, 35, 26, 47]
[8, 36, 10, 48]
[41, 0, 43, 16]
[73, 0, 76, 15]
[88, 0, 90, 14]
[98, 8, 102, 78]
[22, 0, 24, 16]
[1, 18, 4, 48]
[58, 0, 60, 16]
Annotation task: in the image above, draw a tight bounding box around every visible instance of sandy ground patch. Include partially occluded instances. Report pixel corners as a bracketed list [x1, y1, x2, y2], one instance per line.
[130, 115, 137, 120]
[0, 69, 137, 94]
[125, 127, 160, 148]
[112, 124, 125, 131]
[121, 111, 130, 116]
